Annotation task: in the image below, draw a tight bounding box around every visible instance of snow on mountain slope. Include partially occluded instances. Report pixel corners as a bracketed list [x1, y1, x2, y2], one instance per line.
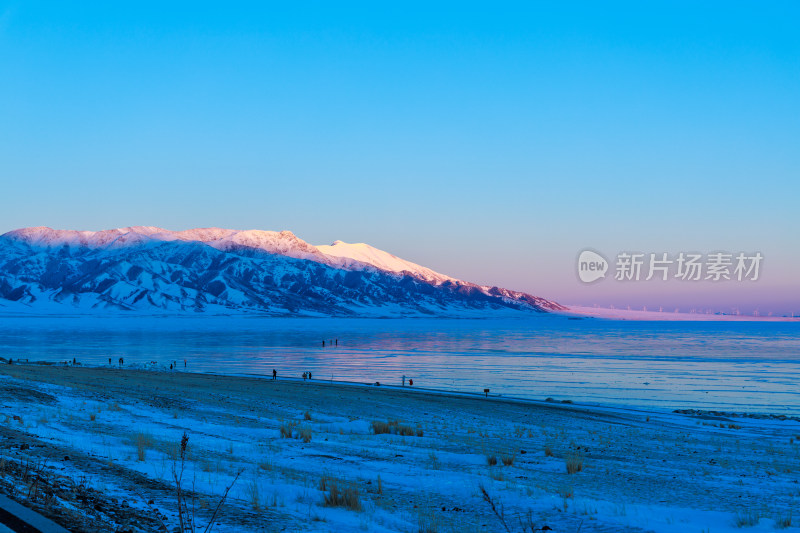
[5, 226, 333, 264]
[316, 241, 456, 284]
[0, 226, 564, 316]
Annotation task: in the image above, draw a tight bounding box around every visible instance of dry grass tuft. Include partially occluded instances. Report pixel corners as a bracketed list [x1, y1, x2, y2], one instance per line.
[733, 508, 759, 527]
[371, 420, 391, 434]
[544, 445, 554, 457]
[280, 421, 297, 438]
[486, 455, 498, 466]
[298, 426, 312, 443]
[322, 477, 361, 511]
[565, 452, 584, 474]
[774, 511, 792, 529]
[397, 424, 415, 436]
[427, 451, 440, 469]
[304, 410, 312, 421]
[371, 419, 420, 437]
[417, 508, 441, 533]
[246, 478, 262, 511]
[500, 452, 515, 466]
[133, 431, 153, 462]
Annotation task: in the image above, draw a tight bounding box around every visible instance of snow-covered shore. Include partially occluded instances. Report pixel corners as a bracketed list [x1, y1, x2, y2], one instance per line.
[0, 363, 798, 532]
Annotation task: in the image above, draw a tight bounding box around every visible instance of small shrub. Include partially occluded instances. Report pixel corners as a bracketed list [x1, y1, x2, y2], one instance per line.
[486, 455, 498, 466]
[298, 426, 312, 443]
[565, 452, 584, 474]
[90, 413, 96, 421]
[544, 445, 554, 457]
[500, 453, 515, 466]
[304, 411, 312, 421]
[416, 428, 424, 437]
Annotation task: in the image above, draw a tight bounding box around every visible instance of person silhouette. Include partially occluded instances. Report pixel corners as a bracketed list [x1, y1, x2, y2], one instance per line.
[272, 369, 277, 380]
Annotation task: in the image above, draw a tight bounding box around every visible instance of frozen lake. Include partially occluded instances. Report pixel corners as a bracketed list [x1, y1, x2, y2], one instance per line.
[1, 315, 798, 414]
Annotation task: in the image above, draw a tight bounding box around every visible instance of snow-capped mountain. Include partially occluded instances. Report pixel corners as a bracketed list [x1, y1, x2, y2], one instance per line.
[0, 226, 564, 316]
[317, 240, 456, 284]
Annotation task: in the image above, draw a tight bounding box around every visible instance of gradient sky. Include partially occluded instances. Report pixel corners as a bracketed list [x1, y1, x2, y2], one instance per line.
[1, 2, 798, 314]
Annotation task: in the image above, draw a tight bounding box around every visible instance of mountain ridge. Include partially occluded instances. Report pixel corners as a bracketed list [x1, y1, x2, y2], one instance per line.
[0, 226, 564, 317]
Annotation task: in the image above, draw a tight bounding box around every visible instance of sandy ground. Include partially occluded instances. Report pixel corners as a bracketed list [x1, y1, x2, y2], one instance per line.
[0, 363, 798, 532]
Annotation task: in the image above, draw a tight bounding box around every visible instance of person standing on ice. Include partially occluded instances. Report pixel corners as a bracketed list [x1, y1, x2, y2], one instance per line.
[272, 369, 277, 380]
[402, 375, 406, 387]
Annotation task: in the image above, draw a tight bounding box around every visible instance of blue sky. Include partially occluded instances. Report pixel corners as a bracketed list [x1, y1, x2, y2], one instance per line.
[1, 2, 798, 313]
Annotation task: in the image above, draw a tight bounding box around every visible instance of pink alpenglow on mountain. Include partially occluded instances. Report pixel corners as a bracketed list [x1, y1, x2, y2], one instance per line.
[0, 226, 564, 316]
